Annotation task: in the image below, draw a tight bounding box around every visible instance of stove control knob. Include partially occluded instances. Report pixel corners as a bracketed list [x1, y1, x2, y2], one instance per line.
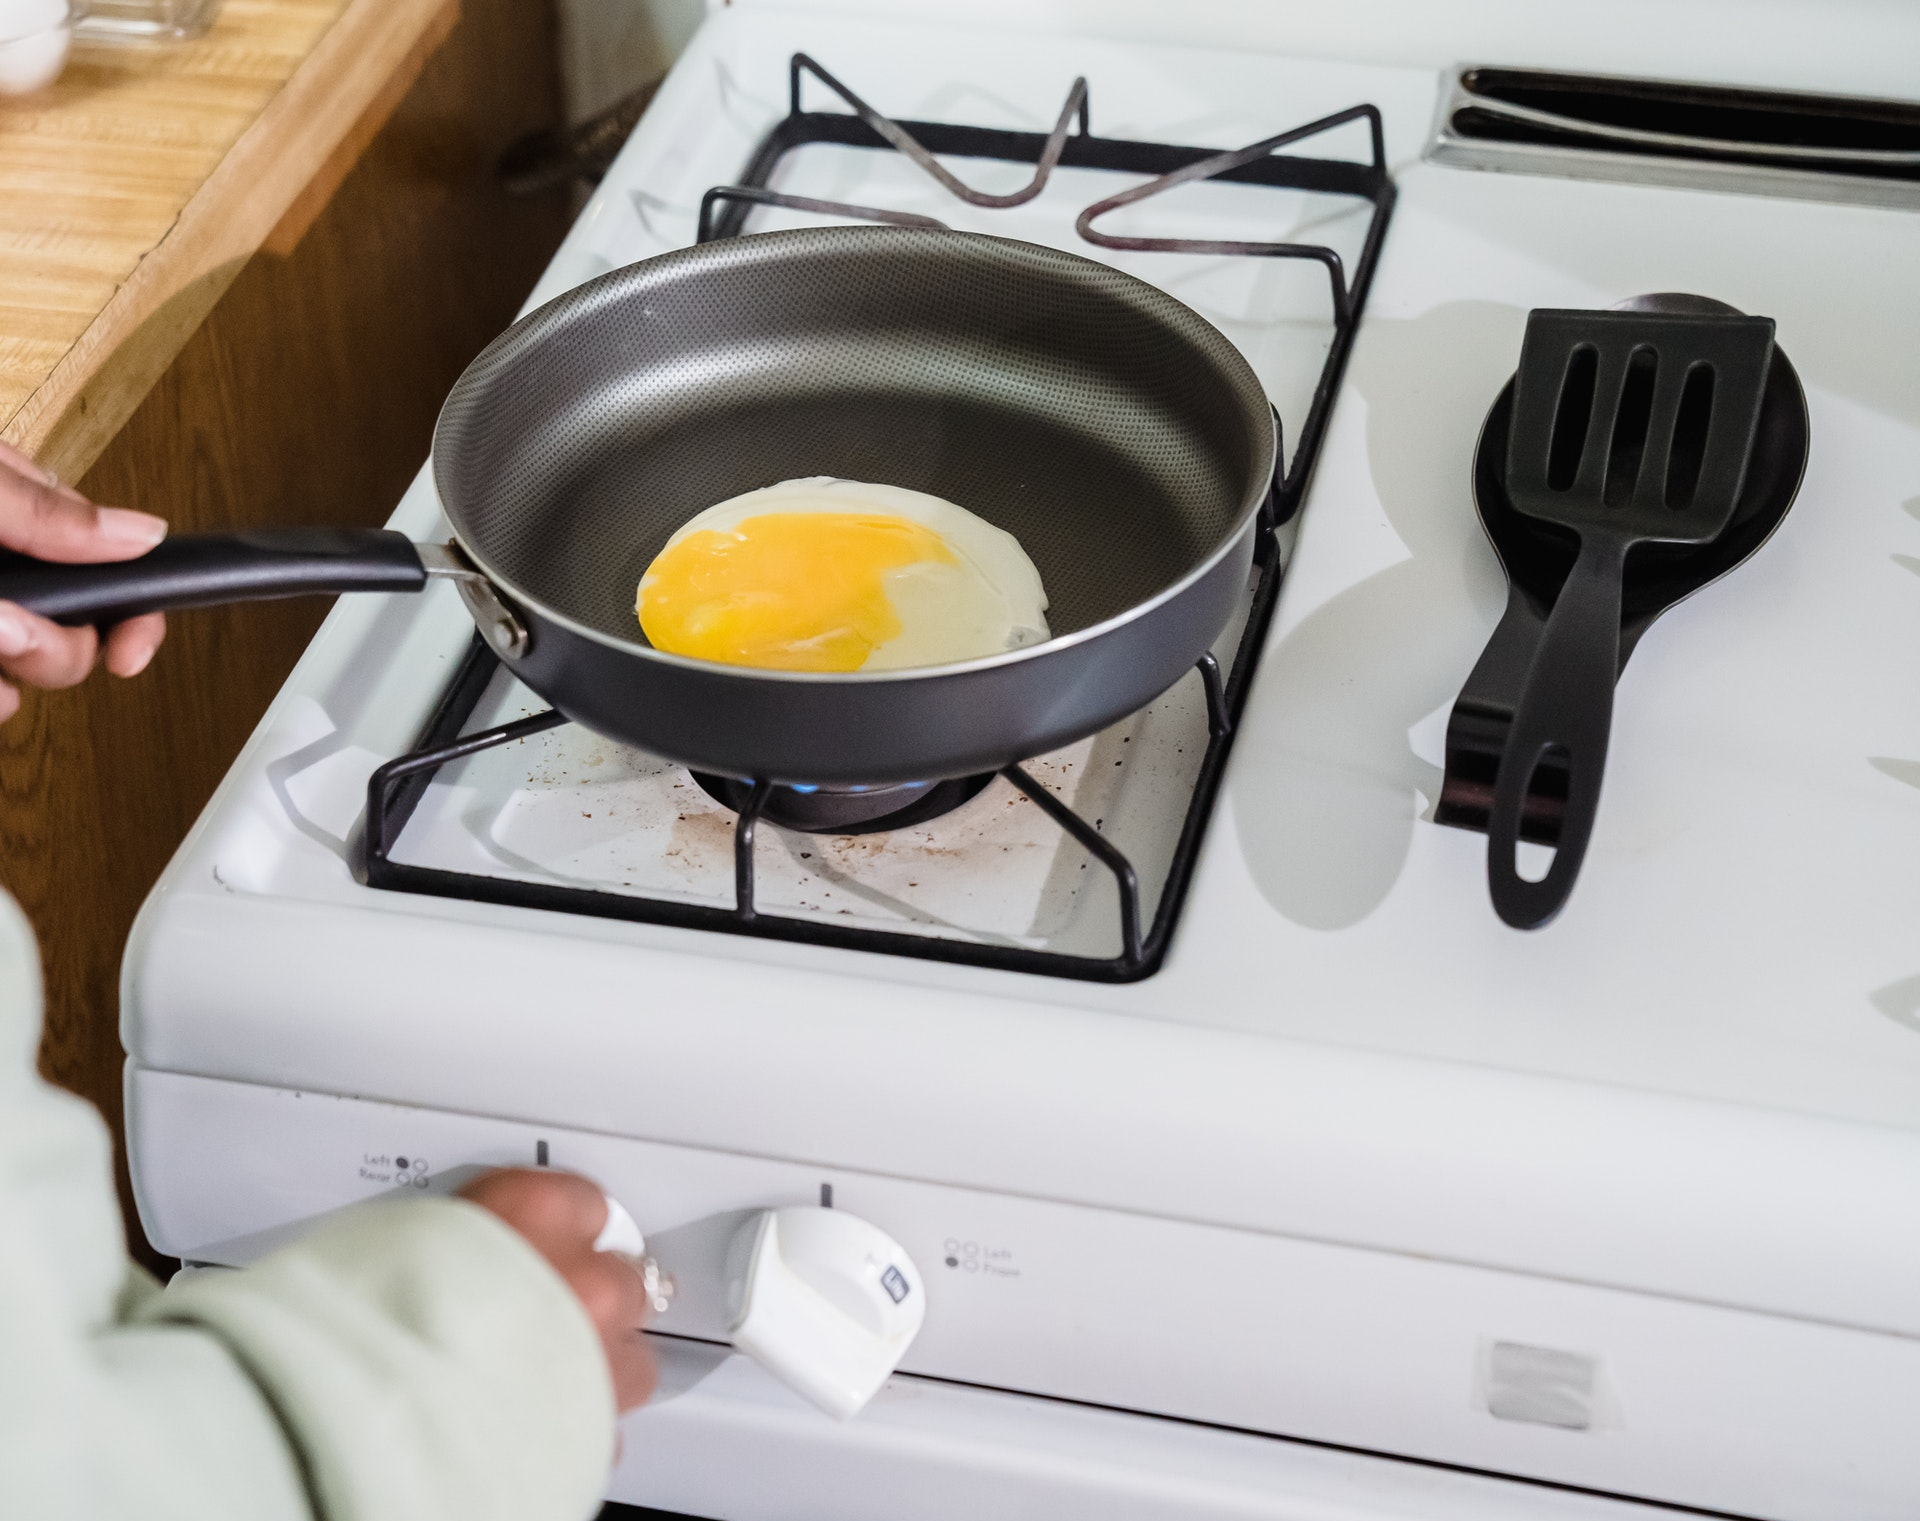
[723, 1205, 925, 1419]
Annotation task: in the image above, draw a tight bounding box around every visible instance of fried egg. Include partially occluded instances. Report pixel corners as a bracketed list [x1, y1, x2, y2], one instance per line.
[636, 477, 1050, 673]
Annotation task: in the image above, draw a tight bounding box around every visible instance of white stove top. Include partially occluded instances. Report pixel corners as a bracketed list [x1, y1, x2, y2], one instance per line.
[132, 0, 1920, 1313]
[1197, 164, 1920, 1121]
[123, 7, 1920, 1516]
[150, 2, 1920, 1122]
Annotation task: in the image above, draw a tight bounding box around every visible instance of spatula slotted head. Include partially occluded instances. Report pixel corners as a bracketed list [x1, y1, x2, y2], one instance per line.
[1506, 310, 1776, 549]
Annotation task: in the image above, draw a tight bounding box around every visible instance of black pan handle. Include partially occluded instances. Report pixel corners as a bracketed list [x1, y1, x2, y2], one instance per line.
[1485, 528, 1630, 929]
[0, 527, 428, 627]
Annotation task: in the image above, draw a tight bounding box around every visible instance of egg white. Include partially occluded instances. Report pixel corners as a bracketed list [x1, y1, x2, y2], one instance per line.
[653, 477, 1051, 671]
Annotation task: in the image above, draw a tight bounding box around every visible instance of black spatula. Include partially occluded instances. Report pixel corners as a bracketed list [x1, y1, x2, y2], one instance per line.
[1487, 309, 1776, 929]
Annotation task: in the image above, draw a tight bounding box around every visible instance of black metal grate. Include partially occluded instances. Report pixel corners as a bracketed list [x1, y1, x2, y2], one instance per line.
[357, 55, 1397, 982]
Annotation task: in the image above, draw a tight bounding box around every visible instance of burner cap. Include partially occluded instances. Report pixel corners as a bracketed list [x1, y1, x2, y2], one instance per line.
[690, 772, 995, 835]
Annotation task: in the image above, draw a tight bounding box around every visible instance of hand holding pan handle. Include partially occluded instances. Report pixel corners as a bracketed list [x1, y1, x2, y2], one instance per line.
[0, 527, 529, 659]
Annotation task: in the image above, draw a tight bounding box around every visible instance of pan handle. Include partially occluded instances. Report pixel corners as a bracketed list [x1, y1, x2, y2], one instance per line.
[0, 527, 430, 627]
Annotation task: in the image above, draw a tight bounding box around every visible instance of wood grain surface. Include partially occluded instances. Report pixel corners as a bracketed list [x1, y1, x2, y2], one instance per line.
[8, 0, 571, 1266]
[0, 0, 461, 486]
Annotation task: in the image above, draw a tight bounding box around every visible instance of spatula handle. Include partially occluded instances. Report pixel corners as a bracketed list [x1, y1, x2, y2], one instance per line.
[1486, 530, 1629, 929]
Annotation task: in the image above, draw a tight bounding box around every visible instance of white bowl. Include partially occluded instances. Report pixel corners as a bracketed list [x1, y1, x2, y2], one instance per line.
[0, 0, 71, 94]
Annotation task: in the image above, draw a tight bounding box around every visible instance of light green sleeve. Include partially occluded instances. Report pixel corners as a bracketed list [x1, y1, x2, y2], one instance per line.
[0, 891, 614, 1521]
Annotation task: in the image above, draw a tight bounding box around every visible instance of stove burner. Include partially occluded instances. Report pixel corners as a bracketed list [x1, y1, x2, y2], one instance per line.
[690, 772, 995, 835]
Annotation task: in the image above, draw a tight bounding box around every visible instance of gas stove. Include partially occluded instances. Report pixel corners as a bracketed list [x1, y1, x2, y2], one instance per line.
[124, 4, 1920, 1519]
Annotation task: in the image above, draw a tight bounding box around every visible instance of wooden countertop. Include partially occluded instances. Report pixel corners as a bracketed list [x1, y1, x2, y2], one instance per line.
[0, 0, 456, 482]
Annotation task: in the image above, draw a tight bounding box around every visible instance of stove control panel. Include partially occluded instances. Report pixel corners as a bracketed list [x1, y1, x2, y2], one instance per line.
[126, 1067, 1920, 1520]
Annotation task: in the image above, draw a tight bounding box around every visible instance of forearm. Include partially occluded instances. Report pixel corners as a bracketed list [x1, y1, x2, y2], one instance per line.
[139, 1196, 615, 1521]
[0, 1083, 309, 1518]
[2, 892, 616, 1521]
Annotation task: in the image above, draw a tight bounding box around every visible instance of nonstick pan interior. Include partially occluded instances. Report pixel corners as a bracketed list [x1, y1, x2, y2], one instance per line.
[435, 227, 1269, 652]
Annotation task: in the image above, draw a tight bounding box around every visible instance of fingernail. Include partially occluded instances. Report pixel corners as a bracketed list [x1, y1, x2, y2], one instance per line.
[0, 607, 38, 658]
[96, 507, 167, 550]
[117, 641, 157, 678]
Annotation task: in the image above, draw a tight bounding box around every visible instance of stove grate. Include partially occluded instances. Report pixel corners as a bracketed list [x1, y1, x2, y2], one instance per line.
[355, 62, 1396, 982]
[361, 628, 1231, 980]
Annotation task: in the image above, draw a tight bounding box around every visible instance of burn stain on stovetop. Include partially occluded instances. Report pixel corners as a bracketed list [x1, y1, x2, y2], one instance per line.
[399, 657, 1214, 956]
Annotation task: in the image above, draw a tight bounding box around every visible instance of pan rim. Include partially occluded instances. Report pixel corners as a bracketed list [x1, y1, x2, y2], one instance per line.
[434, 226, 1277, 686]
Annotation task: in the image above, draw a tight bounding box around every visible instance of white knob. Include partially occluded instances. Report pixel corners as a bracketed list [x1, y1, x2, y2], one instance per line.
[724, 1205, 925, 1419]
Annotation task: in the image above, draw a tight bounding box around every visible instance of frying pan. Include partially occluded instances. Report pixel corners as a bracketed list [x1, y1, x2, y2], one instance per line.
[0, 228, 1275, 785]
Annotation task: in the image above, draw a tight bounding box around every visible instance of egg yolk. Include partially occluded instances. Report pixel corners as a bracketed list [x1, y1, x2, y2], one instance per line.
[637, 511, 960, 672]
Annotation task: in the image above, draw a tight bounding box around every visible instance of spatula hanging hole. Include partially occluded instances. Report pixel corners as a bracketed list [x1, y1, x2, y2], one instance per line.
[1664, 362, 1717, 509]
[1515, 839, 1556, 883]
[1547, 345, 1598, 491]
[1514, 743, 1569, 882]
[1603, 347, 1659, 507]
